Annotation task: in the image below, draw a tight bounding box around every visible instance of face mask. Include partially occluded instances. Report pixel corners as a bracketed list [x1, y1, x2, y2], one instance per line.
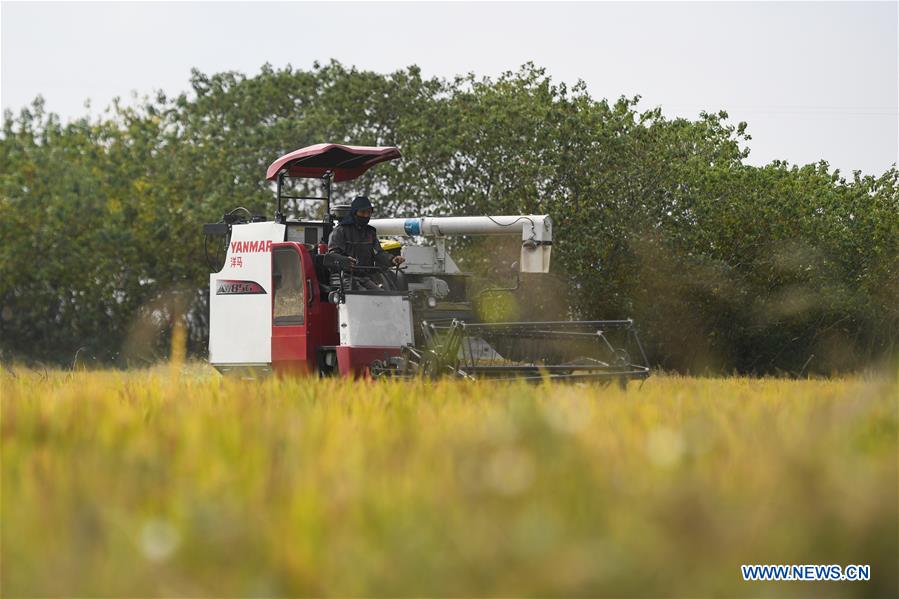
[355, 215, 370, 226]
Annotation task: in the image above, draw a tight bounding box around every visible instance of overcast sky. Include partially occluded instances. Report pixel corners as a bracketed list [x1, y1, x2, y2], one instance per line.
[1, 1, 896, 175]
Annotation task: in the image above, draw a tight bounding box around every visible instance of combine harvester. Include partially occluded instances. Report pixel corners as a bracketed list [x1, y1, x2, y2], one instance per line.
[204, 143, 649, 381]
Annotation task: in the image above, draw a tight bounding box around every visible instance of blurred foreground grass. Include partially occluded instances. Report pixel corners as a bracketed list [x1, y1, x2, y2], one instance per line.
[2, 366, 897, 597]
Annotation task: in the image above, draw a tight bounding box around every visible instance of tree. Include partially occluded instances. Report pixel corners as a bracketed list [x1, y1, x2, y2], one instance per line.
[1, 63, 896, 374]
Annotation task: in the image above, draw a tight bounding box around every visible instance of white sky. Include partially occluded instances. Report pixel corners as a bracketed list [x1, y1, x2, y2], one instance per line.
[1, 1, 896, 175]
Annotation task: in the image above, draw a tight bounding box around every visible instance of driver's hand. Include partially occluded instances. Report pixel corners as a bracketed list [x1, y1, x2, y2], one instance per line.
[347, 256, 358, 266]
[392, 256, 405, 266]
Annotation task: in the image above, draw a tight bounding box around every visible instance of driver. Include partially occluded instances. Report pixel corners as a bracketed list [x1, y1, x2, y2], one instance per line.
[327, 196, 405, 290]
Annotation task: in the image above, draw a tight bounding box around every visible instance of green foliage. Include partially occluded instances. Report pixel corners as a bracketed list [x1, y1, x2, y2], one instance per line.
[1, 62, 896, 373]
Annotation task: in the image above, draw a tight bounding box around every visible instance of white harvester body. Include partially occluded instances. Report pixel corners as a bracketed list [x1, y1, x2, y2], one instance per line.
[208, 221, 285, 370]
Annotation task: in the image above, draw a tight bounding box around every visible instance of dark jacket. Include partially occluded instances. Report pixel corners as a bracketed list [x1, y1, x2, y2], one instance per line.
[327, 222, 394, 269]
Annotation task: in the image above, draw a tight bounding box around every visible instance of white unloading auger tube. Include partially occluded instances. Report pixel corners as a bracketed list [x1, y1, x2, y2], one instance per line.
[369, 215, 553, 273]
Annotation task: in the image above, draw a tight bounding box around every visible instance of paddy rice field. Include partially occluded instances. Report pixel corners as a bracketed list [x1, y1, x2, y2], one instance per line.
[1, 366, 896, 597]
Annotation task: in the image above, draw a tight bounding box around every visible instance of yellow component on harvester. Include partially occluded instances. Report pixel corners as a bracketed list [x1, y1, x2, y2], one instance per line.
[380, 240, 402, 251]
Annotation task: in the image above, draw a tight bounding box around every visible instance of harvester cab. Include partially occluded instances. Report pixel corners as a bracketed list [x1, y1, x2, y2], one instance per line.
[203, 143, 649, 381]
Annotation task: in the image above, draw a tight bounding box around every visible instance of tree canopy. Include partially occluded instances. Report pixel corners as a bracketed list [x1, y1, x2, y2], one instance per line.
[1, 61, 896, 374]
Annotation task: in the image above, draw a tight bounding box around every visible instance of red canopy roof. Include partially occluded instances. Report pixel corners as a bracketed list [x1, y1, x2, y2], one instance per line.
[265, 143, 401, 182]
